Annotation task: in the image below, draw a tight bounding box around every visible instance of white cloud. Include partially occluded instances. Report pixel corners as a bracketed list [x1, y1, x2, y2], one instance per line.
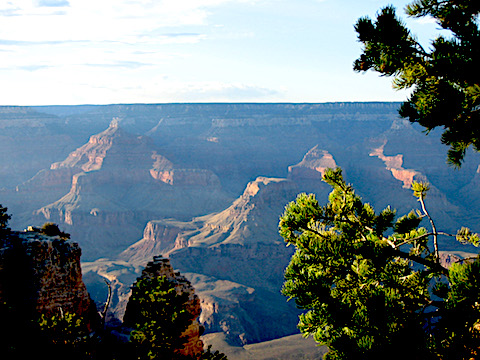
[0, 0, 250, 45]
[0, 0, 261, 38]
[0, 0, 222, 86]
[414, 16, 437, 25]
[37, 0, 70, 7]
[157, 80, 280, 101]
[1, 0, 417, 105]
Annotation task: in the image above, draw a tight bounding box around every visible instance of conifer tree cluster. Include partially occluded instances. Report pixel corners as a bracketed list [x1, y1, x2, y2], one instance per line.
[280, 168, 480, 359]
[279, 3, 480, 355]
[123, 276, 193, 360]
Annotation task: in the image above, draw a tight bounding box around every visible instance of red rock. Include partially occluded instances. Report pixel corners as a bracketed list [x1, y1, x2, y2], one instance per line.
[0, 230, 99, 332]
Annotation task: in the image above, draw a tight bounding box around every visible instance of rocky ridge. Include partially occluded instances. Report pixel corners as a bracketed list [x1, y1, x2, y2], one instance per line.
[84, 176, 303, 345]
[120, 176, 300, 287]
[2, 103, 480, 348]
[26, 121, 232, 259]
[288, 145, 337, 181]
[0, 229, 99, 331]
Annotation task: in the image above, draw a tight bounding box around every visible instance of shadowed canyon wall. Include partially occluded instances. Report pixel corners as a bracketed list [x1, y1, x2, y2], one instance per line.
[2, 103, 480, 346]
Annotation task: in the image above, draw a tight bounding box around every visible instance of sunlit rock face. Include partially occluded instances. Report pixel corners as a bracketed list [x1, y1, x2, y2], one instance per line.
[369, 140, 419, 189]
[288, 145, 338, 181]
[118, 176, 301, 345]
[3, 103, 480, 347]
[29, 121, 232, 260]
[0, 230, 99, 331]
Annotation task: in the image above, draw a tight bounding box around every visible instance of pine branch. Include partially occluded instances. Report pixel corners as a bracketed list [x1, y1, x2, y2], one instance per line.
[394, 231, 456, 248]
[418, 193, 439, 262]
[455, 256, 479, 264]
[388, 247, 448, 275]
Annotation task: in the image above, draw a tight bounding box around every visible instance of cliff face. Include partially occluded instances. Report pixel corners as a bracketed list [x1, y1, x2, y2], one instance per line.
[123, 256, 204, 358]
[3, 103, 480, 349]
[115, 177, 301, 345]
[288, 145, 337, 181]
[120, 176, 300, 279]
[0, 230, 99, 331]
[30, 121, 232, 260]
[119, 221, 191, 265]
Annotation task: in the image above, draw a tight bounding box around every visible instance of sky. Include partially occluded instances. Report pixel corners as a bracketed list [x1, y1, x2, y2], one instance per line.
[0, 0, 447, 105]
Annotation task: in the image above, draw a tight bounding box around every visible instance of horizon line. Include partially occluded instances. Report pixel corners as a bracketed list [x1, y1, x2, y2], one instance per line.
[1, 100, 404, 107]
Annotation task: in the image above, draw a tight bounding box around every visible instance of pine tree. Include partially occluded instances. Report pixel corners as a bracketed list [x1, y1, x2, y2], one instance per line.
[354, 0, 480, 167]
[280, 168, 480, 359]
[123, 276, 193, 360]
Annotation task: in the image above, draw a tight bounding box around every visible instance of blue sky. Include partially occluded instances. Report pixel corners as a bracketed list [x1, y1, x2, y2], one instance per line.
[0, 0, 446, 105]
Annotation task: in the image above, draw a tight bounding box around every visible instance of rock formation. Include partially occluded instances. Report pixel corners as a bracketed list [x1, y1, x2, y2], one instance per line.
[29, 121, 232, 259]
[0, 229, 99, 331]
[2, 103, 480, 349]
[288, 145, 338, 181]
[369, 139, 420, 189]
[121, 176, 300, 282]
[114, 177, 302, 345]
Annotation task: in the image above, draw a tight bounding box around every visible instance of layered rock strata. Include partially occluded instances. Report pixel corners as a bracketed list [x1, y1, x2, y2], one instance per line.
[369, 139, 420, 189]
[116, 177, 302, 345]
[288, 145, 337, 180]
[32, 121, 232, 260]
[0, 229, 99, 331]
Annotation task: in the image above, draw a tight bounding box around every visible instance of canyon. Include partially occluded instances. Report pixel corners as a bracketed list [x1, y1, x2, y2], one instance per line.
[0, 229, 205, 358]
[1, 103, 479, 346]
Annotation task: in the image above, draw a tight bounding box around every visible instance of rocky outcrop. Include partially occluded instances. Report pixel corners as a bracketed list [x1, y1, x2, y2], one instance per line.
[121, 176, 299, 267]
[439, 253, 462, 268]
[51, 120, 153, 173]
[369, 139, 420, 189]
[117, 177, 301, 345]
[0, 229, 99, 331]
[32, 121, 232, 260]
[288, 145, 337, 181]
[119, 221, 193, 265]
[124, 256, 204, 358]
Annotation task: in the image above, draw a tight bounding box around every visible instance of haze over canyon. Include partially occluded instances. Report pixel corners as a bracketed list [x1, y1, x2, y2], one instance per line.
[1, 103, 479, 346]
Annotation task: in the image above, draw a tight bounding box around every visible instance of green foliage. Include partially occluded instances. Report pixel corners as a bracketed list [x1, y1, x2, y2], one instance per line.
[40, 222, 71, 239]
[38, 310, 89, 346]
[0, 308, 95, 360]
[280, 168, 480, 359]
[394, 210, 422, 235]
[37, 310, 100, 360]
[354, 0, 480, 167]
[0, 204, 11, 234]
[123, 276, 193, 360]
[411, 181, 430, 199]
[436, 260, 480, 359]
[456, 226, 480, 246]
